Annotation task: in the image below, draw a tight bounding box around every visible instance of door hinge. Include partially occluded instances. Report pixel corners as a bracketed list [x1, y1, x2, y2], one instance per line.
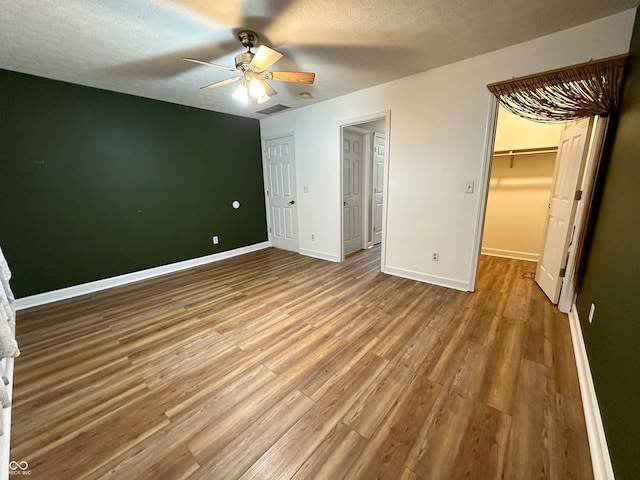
[575, 190, 583, 201]
[269, 227, 272, 233]
[559, 267, 566, 278]
[374, 146, 378, 153]
[569, 225, 576, 245]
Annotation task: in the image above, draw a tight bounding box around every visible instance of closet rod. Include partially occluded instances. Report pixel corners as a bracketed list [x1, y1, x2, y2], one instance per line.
[494, 146, 558, 168]
[493, 146, 558, 157]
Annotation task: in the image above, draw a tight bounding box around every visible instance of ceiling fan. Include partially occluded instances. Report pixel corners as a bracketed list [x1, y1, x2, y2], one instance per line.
[183, 30, 315, 104]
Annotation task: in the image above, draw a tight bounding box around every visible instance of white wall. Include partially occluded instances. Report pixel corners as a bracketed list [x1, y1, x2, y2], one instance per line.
[358, 119, 386, 134]
[260, 9, 636, 290]
[482, 152, 557, 261]
[494, 106, 562, 151]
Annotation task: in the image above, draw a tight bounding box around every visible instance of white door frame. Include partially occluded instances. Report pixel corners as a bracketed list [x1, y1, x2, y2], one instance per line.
[262, 131, 300, 252]
[337, 111, 391, 265]
[469, 96, 499, 292]
[471, 95, 606, 313]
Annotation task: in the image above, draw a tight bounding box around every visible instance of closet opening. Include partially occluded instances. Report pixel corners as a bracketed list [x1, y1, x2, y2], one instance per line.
[472, 54, 626, 312]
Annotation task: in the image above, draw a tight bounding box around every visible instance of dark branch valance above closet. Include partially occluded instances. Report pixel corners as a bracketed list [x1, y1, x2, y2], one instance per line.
[487, 54, 628, 123]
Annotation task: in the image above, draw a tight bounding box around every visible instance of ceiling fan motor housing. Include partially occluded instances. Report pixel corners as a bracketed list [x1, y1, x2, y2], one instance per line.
[235, 51, 255, 70]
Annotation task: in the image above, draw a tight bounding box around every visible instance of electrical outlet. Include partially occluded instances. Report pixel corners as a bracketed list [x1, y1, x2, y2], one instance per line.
[213, 235, 219, 244]
[588, 303, 596, 323]
[432, 251, 439, 262]
[311, 234, 315, 241]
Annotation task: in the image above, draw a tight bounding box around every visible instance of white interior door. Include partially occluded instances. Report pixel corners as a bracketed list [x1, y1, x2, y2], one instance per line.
[343, 131, 363, 254]
[536, 117, 593, 303]
[372, 133, 385, 245]
[265, 135, 299, 252]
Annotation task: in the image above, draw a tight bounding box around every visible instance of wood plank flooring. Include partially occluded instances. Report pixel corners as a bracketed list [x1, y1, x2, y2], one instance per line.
[9, 248, 593, 479]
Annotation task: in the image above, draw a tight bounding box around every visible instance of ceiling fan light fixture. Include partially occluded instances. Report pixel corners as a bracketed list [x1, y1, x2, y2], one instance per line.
[232, 82, 249, 103]
[248, 77, 266, 99]
[257, 93, 270, 104]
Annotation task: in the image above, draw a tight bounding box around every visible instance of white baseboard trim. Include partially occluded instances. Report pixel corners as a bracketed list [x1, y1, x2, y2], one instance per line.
[382, 265, 469, 291]
[481, 247, 539, 262]
[14, 242, 271, 310]
[299, 248, 340, 263]
[568, 304, 615, 480]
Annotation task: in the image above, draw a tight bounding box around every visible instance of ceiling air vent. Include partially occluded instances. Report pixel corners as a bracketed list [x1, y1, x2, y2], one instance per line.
[256, 104, 291, 115]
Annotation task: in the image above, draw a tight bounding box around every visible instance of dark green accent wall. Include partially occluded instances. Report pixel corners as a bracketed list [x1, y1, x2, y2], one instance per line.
[576, 8, 640, 479]
[0, 69, 267, 298]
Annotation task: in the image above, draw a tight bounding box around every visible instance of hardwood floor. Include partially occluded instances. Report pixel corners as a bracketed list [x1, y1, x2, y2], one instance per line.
[10, 247, 593, 479]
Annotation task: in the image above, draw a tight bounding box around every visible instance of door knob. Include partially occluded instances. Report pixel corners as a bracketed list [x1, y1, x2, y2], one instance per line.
[288, 200, 295, 205]
[343, 201, 347, 206]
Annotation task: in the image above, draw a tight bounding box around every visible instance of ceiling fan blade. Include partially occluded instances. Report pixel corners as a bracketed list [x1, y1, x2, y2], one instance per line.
[266, 71, 316, 84]
[201, 76, 241, 90]
[260, 78, 278, 97]
[250, 45, 283, 71]
[182, 57, 237, 72]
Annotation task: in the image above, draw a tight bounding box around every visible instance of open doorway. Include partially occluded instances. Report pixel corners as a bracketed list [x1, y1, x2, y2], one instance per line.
[477, 102, 606, 313]
[473, 55, 624, 313]
[338, 112, 390, 267]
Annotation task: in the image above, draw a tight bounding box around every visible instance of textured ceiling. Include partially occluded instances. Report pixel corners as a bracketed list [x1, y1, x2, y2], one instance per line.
[1, 0, 638, 119]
